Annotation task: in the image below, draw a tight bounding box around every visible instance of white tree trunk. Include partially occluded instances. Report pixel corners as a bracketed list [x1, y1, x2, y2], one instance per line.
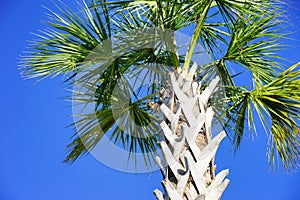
[152, 66, 229, 200]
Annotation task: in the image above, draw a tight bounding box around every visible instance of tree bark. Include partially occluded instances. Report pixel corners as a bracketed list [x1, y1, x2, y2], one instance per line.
[152, 65, 229, 200]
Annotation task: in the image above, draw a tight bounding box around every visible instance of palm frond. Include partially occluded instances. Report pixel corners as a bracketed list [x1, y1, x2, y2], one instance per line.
[252, 62, 300, 171]
[68, 65, 164, 164]
[224, 9, 284, 85]
[21, 0, 111, 79]
[226, 62, 300, 171]
[66, 27, 174, 164]
[225, 86, 251, 152]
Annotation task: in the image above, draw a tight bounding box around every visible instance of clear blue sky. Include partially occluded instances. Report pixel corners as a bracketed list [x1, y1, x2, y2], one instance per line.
[1, 1, 300, 200]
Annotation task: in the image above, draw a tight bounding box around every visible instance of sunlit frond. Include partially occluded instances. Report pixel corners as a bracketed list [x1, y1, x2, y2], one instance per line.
[21, 0, 113, 79]
[224, 9, 284, 85]
[227, 62, 300, 171]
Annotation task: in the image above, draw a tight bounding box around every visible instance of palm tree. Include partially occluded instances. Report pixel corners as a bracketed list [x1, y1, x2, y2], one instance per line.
[22, 0, 300, 199]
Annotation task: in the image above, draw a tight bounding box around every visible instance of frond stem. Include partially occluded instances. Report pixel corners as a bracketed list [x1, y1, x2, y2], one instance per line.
[183, 0, 213, 71]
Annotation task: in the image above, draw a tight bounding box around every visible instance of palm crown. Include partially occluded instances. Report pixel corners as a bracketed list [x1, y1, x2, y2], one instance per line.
[22, 0, 299, 171]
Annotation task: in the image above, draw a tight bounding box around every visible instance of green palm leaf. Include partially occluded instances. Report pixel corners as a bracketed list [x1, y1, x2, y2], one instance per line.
[224, 10, 284, 85]
[22, 0, 113, 79]
[227, 62, 300, 171]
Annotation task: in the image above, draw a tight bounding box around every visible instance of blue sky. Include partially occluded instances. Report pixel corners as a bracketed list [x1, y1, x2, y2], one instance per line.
[1, 1, 300, 200]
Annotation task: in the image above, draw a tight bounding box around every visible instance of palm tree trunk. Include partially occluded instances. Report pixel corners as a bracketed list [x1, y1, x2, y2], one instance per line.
[152, 65, 229, 200]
